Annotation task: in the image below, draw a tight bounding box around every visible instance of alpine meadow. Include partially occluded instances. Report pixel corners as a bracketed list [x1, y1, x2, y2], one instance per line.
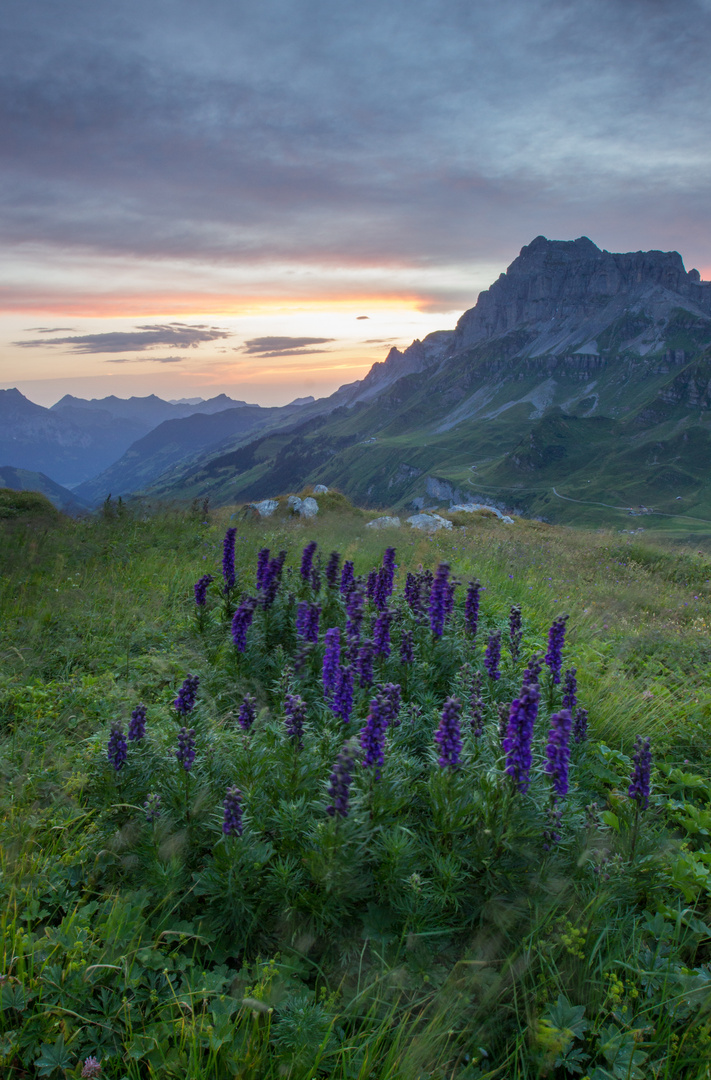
[2, 489, 711, 1079]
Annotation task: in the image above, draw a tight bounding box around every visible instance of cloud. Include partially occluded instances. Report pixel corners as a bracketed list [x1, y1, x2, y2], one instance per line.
[356, 315, 369, 320]
[14, 324, 231, 353]
[104, 355, 186, 364]
[238, 336, 336, 358]
[24, 326, 76, 332]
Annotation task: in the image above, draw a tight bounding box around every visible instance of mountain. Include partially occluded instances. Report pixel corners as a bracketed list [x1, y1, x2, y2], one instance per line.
[50, 391, 251, 427]
[141, 237, 711, 533]
[0, 465, 88, 514]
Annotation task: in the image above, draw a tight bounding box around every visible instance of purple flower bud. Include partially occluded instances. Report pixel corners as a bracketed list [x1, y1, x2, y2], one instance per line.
[373, 548, 396, 610]
[174, 674, 200, 714]
[378, 682, 402, 726]
[222, 786, 243, 835]
[176, 726, 196, 771]
[262, 551, 287, 609]
[562, 668, 577, 711]
[238, 693, 257, 731]
[360, 694, 388, 778]
[484, 631, 502, 680]
[509, 604, 522, 660]
[284, 693, 307, 746]
[399, 630, 414, 665]
[296, 601, 321, 643]
[194, 574, 213, 607]
[256, 547, 270, 590]
[311, 567, 321, 593]
[544, 709, 573, 800]
[333, 665, 354, 724]
[340, 560, 355, 595]
[325, 551, 341, 587]
[231, 597, 257, 652]
[628, 735, 652, 810]
[502, 661, 541, 793]
[144, 792, 161, 822]
[465, 580, 481, 638]
[573, 707, 588, 743]
[300, 540, 318, 582]
[544, 615, 569, 684]
[107, 722, 128, 771]
[366, 568, 378, 601]
[327, 743, 356, 818]
[357, 639, 374, 687]
[345, 583, 365, 639]
[222, 528, 237, 591]
[322, 627, 341, 699]
[128, 703, 147, 742]
[435, 696, 463, 769]
[373, 610, 392, 657]
[81, 1058, 102, 1079]
[429, 563, 450, 638]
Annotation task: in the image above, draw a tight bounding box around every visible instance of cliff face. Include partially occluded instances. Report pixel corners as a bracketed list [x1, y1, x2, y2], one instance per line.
[453, 236, 711, 352]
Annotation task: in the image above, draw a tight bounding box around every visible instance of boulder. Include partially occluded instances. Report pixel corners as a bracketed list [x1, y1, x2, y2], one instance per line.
[312, 484, 329, 494]
[450, 502, 514, 524]
[299, 497, 319, 518]
[366, 515, 401, 530]
[250, 498, 279, 517]
[406, 512, 453, 533]
[287, 496, 303, 512]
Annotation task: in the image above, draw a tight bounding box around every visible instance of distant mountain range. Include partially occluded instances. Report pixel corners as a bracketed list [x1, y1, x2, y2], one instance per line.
[4, 236, 711, 530]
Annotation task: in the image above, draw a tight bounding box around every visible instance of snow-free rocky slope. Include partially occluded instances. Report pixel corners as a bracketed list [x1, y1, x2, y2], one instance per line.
[126, 238, 711, 529]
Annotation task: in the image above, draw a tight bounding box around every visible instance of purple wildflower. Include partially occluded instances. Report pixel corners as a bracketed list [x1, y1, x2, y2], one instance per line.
[176, 727, 196, 771]
[238, 693, 257, 731]
[296, 601, 321, 643]
[284, 693, 307, 746]
[322, 627, 341, 699]
[509, 604, 522, 660]
[144, 792, 161, 822]
[222, 786, 243, 836]
[544, 614, 569, 684]
[628, 735, 652, 810]
[231, 598, 257, 652]
[327, 744, 356, 818]
[366, 568, 378, 601]
[357, 640, 374, 687]
[562, 668, 577, 711]
[435, 696, 463, 769]
[325, 551, 341, 587]
[311, 566, 321, 593]
[573, 707, 588, 743]
[404, 572, 422, 615]
[400, 630, 414, 665]
[333, 666, 354, 724]
[81, 1058, 102, 1079]
[222, 527, 237, 591]
[543, 805, 563, 852]
[373, 610, 392, 657]
[444, 578, 457, 621]
[470, 670, 484, 736]
[128, 703, 147, 742]
[300, 540, 318, 582]
[429, 563, 451, 638]
[256, 547, 270, 590]
[174, 674, 200, 714]
[465, 580, 481, 638]
[373, 548, 396, 610]
[484, 631, 502, 680]
[378, 682, 402, 726]
[544, 709, 573, 799]
[502, 663, 541, 793]
[107, 722, 128, 771]
[345, 582, 365, 639]
[360, 694, 388, 778]
[262, 551, 287, 609]
[194, 574, 213, 607]
[340, 560, 355, 595]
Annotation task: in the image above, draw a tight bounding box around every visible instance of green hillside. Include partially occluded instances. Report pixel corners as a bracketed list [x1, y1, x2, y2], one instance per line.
[1, 500, 711, 1077]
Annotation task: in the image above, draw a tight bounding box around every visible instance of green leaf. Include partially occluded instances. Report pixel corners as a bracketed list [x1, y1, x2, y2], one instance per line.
[601, 811, 620, 832]
[35, 1034, 73, 1077]
[544, 994, 588, 1040]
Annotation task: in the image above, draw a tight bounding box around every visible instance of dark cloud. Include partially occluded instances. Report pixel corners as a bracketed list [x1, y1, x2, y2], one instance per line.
[0, 0, 710, 295]
[24, 326, 76, 332]
[14, 324, 231, 353]
[239, 336, 336, 358]
[105, 355, 187, 364]
[356, 315, 369, 320]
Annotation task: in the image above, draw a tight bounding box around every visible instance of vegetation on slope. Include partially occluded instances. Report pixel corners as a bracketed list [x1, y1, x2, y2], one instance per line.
[1, 497, 711, 1078]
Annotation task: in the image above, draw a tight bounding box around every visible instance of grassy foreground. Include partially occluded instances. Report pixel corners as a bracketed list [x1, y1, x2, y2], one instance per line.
[1, 493, 711, 1079]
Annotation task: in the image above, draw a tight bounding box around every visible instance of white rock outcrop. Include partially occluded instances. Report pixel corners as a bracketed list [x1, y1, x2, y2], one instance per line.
[312, 484, 329, 494]
[299, 497, 319, 518]
[406, 513, 453, 533]
[365, 516, 401, 529]
[449, 502, 514, 524]
[250, 499, 279, 517]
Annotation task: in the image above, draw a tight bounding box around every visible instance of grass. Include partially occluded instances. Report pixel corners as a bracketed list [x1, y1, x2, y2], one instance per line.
[1, 495, 711, 1078]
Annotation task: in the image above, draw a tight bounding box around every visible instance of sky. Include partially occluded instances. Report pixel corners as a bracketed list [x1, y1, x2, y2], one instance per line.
[1, 0, 711, 407]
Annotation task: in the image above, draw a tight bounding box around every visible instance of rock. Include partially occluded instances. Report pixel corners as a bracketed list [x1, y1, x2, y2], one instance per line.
[287, 496, 302, 511]
[365, 516, 401, 529]
[299, 497, 319, 518]
[312, 484, 329, 494]
[250, 498, 279, 517]
[450, 503, 514, 524]
[406, 513, 453, 533]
